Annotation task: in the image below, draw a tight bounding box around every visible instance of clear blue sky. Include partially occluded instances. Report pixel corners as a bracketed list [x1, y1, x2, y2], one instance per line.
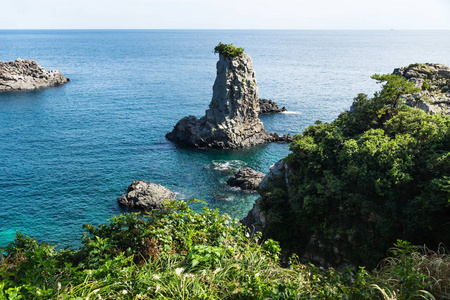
[1, 0, 449, 30]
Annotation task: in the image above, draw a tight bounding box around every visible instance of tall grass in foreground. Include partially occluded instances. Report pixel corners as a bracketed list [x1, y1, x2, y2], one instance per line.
[1, 200, 449, 299]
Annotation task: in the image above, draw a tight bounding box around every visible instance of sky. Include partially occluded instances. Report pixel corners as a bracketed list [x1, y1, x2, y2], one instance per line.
[1, 0, 449, 30]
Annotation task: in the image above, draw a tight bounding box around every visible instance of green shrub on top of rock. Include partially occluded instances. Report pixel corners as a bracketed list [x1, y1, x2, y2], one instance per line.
[214, 42, 245, 58]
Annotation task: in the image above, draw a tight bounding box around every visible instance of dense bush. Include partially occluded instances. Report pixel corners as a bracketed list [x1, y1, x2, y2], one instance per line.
[2, 199, 445, 299]
[214, 43, 245, 58]
[259, 73, 450, 268]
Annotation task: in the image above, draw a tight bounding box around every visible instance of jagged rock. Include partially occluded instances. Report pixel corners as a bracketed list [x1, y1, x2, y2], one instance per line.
[241, 198, 265, 234]
[394, 63, 450, 114]
[226, 167, 265, 190]
[166, 50, 290, 148]
[118, 180, 177, 210]
[241, 160, 288, 231]
[259, 98, 287, 114]
[0, 59, 69, 92]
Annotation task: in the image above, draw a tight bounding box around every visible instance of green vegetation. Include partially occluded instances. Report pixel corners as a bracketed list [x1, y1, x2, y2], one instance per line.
[214, 43, 245, 58]
[1, 200, 448, 299]
[259, 73, 450, 269]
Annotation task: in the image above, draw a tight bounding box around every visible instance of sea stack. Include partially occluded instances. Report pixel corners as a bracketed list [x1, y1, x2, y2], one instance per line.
[0, 59, 69, 92]
[166, 43, 291, 148]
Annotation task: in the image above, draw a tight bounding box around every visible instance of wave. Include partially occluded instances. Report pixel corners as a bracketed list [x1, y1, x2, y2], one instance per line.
[281, 111, 302, 115]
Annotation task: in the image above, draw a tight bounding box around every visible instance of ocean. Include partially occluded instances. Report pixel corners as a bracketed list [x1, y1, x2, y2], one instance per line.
[1, 30, 449, 248]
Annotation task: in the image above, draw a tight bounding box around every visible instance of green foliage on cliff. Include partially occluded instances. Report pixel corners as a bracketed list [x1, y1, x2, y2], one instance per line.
[259, 73, 450, 268]
[214, 43, 245, 58]
[2, 200, 447, 299]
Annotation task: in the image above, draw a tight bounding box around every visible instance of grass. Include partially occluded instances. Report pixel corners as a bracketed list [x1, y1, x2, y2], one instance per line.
[1, 200, 449, 299]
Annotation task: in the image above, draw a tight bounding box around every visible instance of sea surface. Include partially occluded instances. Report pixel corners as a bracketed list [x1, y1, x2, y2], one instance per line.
[1, 30, 449, 248]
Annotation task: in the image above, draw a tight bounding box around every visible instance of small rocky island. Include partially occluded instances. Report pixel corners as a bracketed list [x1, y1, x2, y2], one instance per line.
[166, 43, 292, 148]
[0, 58, 69, 92]
[258, 99, 287, 114]
[118, 180, 177, 210]
[226, 167, 265, 190]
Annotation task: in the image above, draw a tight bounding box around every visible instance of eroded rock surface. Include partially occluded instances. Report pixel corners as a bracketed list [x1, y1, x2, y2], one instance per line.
[0, 59, 69, 92]
[395, 63, 450, 114]
[226, 167, 265, 190]
[259, 99, 287, 114]
[118, 180, 177, 210]
[166, 52, 290, 148]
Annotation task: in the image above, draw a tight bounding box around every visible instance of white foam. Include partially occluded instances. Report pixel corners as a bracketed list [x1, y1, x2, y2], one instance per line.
[282, 111, 302, 115]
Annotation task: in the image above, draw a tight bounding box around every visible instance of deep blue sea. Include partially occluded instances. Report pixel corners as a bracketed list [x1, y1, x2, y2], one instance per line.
[1, 30, 449, 248]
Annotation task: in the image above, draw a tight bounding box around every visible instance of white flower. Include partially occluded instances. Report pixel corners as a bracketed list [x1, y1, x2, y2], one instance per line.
[57, 282, 62, 291]
[152, 274, 160, 280]
[122, 290, 128, 295]
[175, 267, 184, 276]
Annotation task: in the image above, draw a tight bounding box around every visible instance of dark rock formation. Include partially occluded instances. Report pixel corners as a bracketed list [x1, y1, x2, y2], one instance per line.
[394, 63, 450, 114]
[241, 198, 265, 234]
[258, 99, 287, 114]
[166, 51, 290, 148]
[118, 180, 177, 210]
[0, 59, 69, 92]
[240, 160, 285, 230]
[226, 167, 265, 190]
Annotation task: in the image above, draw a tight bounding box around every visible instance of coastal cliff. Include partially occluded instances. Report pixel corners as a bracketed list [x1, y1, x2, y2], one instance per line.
[166, 44, 291, 148]
[0, 59, 69, 92]
[244, 63, 450, 268]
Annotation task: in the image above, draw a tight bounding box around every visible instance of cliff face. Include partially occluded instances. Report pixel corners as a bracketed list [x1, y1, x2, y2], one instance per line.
[244, 63, 450, 268]
[0, 59, 69, 92]
[166, 53, 291, 148]
[395, 63, 450, 114]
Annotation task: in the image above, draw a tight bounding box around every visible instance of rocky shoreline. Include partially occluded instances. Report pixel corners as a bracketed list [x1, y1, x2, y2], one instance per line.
[0, 59, 69, 92]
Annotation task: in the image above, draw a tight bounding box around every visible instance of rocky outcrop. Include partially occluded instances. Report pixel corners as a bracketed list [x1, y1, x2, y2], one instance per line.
[240, 160, 287, 230]
[241, 198, 265, 234]
[226, 167, 265, 190]
[259, 99, 287, 114]
[394, 63, 450, 114]
[118, 180, 177, 210]
[0, 59, 69, 92]
[166, 51, 291, 148]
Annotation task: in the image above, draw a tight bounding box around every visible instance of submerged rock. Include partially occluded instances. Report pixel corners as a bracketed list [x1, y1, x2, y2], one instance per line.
[394, 63, 450, 114]
[166, 47, 290, 148]
[226, 167, 265, 190]
[0, 59, 69, 92]
[259, 98, 287, 114]
[118, 180, 177, 210]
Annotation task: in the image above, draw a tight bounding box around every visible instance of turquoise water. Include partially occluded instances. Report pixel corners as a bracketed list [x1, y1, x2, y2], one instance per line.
[1, 30, 449, 248]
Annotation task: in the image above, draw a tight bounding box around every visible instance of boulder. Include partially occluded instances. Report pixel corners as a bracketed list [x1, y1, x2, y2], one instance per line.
[166, 48, 290, 148]
[118, 180, 177, 210]
[258, 98, 287, 114]
[226, 167, 265, 190]
[0, 59, 69, 92]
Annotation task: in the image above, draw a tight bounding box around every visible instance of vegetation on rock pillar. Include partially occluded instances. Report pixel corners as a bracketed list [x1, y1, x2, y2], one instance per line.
[214, 42, 245, 58]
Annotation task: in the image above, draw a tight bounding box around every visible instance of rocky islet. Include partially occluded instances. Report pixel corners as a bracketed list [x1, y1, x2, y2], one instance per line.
[0, 58, 69, 92]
